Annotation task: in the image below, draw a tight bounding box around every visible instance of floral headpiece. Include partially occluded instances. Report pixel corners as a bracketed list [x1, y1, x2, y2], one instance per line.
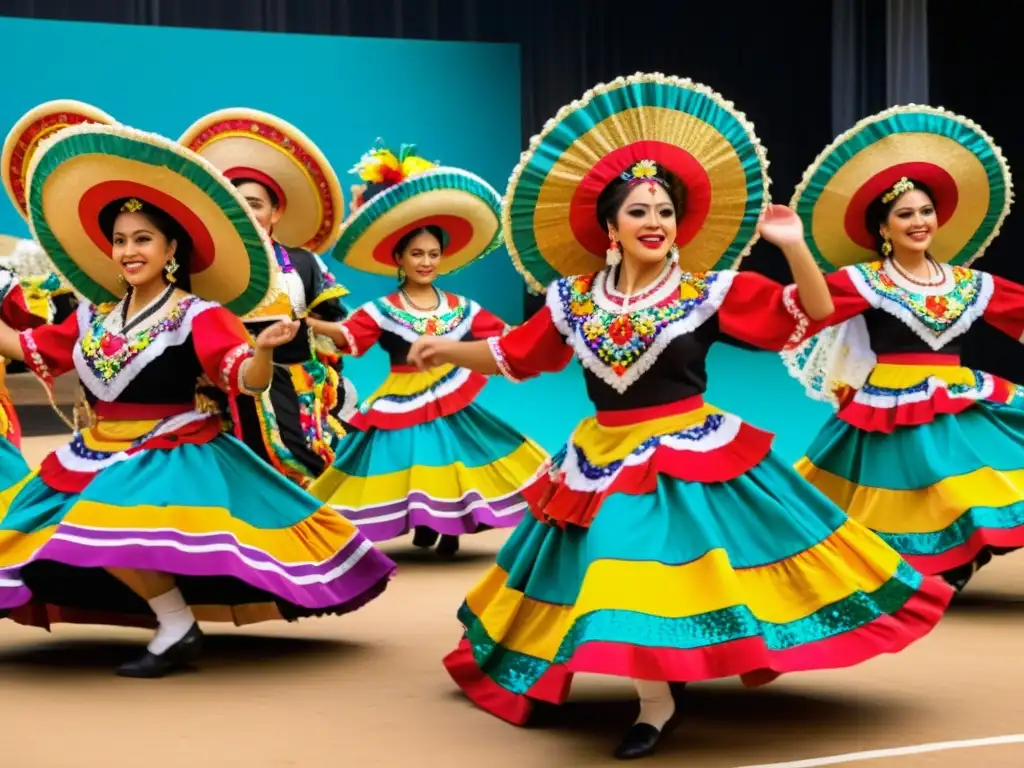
[881, 176, 915, 204]
[120, 197, 145, 212]
[350, 139, 436, 186]
[349, 139, 437, 210]
[619, 158, 668, 189]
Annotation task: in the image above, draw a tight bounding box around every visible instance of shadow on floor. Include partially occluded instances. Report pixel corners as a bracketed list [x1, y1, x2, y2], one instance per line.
[383, 547, 497, 568]
[0, 633, 366, 678]
[449, 682, 911, 762]
[947, 590, 1024, 616]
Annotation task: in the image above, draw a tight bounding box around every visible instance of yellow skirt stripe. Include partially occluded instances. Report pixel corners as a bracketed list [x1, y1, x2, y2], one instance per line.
[797, 459, 1024, 534]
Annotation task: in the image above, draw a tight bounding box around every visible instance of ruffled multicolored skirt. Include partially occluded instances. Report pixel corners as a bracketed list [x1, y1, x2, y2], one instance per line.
[797, 356, 1024, 585]
[309, 364, 549, 543]
[0, 410, 396, 629]
[444, 397, 953, 725]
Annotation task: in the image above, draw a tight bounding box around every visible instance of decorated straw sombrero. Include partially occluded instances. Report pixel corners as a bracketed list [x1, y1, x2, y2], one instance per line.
[178, 107, 345, 253]
[791, 104, 1014, 272]
[504, 72, 770, 294]
[24, 122, 276, 316]
[2, 99, 116, 220]
[331, 140, 503, 277]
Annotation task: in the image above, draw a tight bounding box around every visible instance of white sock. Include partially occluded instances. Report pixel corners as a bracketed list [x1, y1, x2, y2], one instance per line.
[633, 679, 675, 730]
[146, 588, 196, 655]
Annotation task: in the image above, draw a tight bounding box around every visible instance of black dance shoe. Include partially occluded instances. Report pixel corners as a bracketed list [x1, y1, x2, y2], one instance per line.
[943, 549, 995, 593]
[412, 527, 440, 549]
[115, 623, 203, 679]
[943, 561, 980, 593]
[613, 684, 687, 760]
[613, 723, 665, 760]
[435, 534, 460, 559]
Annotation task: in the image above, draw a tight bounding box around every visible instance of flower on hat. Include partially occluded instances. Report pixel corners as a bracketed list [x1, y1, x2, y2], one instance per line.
[350, 139, 437, 186]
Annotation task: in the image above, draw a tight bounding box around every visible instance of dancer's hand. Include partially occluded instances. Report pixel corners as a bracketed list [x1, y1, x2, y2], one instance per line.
[255, 319, 301, 349]
[407, 336, 451, 370]
[757, 204, 805, 247]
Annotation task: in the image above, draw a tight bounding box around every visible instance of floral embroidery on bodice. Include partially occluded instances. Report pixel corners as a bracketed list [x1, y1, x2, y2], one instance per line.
[847, 260, 993, 350]
[548, 263, 734, 394]
[367, 291, 476, 344]
[72, 294, 215, 402]
[80, 296, 200, 383]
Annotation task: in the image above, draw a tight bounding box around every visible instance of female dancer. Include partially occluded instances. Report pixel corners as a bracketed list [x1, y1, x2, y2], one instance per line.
[781, 105, 1024, 591]
[407, 74, 953, 760]
[305, 141, 550, 558]
[179, 108, 355, 486]
[0, 121, 396, 678]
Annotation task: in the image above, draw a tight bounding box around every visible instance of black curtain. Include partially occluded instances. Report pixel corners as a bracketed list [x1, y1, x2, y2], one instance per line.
[929, 1, 1024, 384]
[1, 0, 833, 320]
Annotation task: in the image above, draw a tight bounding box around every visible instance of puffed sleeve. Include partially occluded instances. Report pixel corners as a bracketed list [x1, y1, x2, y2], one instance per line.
[191, 306, 262, 398]
[717, 269, 870, 351]
[335, 304, 382, 357]
[470, 305, 511, 340]
[19, 304, 82, 383]
[488, 305, 574, 382]
[982, 274, 1024, 341]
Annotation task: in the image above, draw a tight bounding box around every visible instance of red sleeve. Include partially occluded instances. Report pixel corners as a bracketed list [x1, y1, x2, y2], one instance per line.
[2, 283, 47, 330]
[488, 305, 573, 381]
[717, 270, 870, 351]
[983, 274, 1024, 341]
[19, 308, 81, 383]
[192, 306, 257, 397]
[470, 307, 510, 340]
[336, 306, 382, 357]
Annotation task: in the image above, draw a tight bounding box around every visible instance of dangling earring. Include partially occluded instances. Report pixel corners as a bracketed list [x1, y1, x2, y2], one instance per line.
[669, 244, 680, 264]
[881, 237, 892, 257]
[606, 233, 622, 267]
[165, 257, 179, 283]
[117, 274, 126, 285]
[397, 266, 406, 284]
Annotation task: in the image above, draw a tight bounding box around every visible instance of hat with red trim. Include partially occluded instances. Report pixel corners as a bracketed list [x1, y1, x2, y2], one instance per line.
[790, 104, 1013, 271]
[178, 107, 345, 254]
[24, 121, 276, 316]
[2, 99, 116, 220]
[503, 72, 770, 294]
[331, 140, 503, 277]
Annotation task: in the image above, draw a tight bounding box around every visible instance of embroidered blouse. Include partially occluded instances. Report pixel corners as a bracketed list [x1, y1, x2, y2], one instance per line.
[336, 290, 509, 431]
[19, 292, 259, 411]
[339, 291, 508, 363]
[489, 263, 810, 412]
[790, 260, 1024, 354]
[782, 260, 1024, 431]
